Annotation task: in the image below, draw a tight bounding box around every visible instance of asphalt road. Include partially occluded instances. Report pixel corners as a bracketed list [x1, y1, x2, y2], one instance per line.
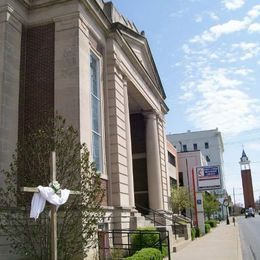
[238, 214, 260, 260]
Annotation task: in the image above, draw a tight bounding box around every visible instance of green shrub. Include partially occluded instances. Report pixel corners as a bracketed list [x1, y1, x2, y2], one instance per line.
[111, 248, 124, 259]
[205, 220, 217, 228]
[130, 227, 160, 255]
[191, 227, 196, 240]
[195, 227, 201, 237]
[161, 243, 168, 257]
[205, 223, 211, 234]
[125, 248, 163, 260]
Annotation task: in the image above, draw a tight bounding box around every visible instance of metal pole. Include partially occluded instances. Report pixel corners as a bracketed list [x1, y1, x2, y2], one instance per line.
[167, 231, 171, 260]
[50, 151, 57, 260]
[185, 159, 193, 226]
[233, 187, 236, 215]
[226, 206, 230, 225]
[192, 169, 198, 226]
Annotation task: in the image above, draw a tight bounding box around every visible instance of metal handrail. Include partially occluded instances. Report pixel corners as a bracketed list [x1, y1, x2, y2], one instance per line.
[135, 203, 166, 226]
[98, 229, 171, 259]
[136, 203, 187, 225]
[135, 204, 189, 239]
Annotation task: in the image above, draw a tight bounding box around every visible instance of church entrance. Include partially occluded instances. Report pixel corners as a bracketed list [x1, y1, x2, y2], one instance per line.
[130, 113, 149, 214]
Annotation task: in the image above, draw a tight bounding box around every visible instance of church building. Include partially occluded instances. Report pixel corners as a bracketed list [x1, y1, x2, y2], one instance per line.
[0, 0, 169, 246]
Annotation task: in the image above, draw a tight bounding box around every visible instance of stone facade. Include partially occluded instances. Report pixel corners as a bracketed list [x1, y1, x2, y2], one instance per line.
[0, 0, 169, 258]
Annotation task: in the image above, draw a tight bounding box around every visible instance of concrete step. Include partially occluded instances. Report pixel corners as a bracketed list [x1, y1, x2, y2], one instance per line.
[131, 211, 155, 228]
[172, 238, 191, 253]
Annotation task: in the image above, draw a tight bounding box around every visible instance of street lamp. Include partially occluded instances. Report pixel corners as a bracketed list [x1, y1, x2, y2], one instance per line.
[223, 199, 230, 225]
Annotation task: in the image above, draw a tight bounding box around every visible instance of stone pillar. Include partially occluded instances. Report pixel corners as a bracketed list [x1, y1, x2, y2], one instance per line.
[106, 42, 130, 207]
[78, 17, 92, 148]
[123, 78, 135, 208]
[196, 192, 205, 235]
[54, 15, 80, 129]
[145, 112, 163, 210]
[0, 7, 22, 260]
[0, 8, 22, 176]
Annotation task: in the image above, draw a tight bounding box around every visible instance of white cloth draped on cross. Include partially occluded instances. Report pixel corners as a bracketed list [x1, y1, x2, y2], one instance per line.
[30, 185, 70, 220]
[21, 152, 80, 260]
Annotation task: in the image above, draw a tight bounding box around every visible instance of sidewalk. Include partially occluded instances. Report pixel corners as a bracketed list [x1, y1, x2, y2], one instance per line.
[171, 222, 242, 260]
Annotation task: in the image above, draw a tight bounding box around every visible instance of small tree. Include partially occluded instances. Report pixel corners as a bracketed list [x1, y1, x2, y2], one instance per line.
[203, 192, 219, 220]
[171, 186, 193, 214]
[0, 115, 104, 259]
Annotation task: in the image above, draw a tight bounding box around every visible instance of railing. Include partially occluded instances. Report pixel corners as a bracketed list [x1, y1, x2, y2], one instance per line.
[98, 229, 171, 259]
[135, 204, 188, 239]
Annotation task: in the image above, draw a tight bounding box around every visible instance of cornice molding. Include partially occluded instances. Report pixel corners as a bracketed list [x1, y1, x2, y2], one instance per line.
[0, 4, 24, 31]
[22, 0, 71, 10]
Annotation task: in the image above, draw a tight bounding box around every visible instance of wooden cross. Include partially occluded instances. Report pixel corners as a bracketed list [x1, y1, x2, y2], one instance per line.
[21, 151, 81, 260]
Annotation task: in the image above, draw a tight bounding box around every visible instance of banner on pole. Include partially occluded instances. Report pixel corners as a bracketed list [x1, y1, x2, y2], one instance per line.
[196, 166, 221, 191]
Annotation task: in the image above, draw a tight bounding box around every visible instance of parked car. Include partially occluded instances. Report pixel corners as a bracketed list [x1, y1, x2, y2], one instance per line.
[245, 207, 255, 218]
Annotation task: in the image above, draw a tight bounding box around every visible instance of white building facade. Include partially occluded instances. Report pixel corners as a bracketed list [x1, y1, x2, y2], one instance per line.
[167, 129, 225, 192]
[167, 129, 227, 220]
[0, 0, 172, 258]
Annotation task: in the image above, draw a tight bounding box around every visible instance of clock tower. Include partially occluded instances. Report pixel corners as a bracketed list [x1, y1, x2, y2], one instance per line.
[239, 150, 255, 209]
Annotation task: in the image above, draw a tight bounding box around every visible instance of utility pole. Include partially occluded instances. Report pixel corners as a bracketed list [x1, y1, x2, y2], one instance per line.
[233, 187, 236, 215]
[185, 158, 193, 226]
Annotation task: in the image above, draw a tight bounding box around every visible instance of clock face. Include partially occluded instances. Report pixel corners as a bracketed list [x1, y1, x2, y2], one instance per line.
[223, 200, 229, 207]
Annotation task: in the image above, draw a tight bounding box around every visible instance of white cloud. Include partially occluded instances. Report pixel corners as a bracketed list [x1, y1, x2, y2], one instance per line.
[233, 68, 253, 76]
[248, 23, 260, 33]
[190, 19, 248, 44]
[194, 15, 203, 23]
[190, 5, 260, 44]
[186, 89, 260, 135]
[179, 91, 194, 102]
[247, 5, 260, 19]
[179, 67, 260, 135]
[222, 0, 245, 10]
[245, 142, 260, 152]
[232, 42, 258, 50]
[193, 12, 219, 24]
[182, 44, 192, 54]
[169, 10, 184, 18]
[232, 42, 260, 60]
[208, 12, 219, 21]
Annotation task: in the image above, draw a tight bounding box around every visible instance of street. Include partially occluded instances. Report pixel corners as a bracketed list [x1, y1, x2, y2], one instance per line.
[238, 214, 260, 260]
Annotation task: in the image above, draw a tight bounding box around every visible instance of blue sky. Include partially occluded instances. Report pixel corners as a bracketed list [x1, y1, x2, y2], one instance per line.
[108, 0, 260, 205]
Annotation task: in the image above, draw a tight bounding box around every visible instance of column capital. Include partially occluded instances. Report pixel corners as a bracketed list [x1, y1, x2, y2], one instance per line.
[0, 6, 22, 33]
[143, 109, 165, 123]
[122, 75, 128, 87]
[143, 109, 161, 120]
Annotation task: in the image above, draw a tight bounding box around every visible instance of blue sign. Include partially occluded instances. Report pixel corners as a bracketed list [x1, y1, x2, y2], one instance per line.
[197, 199, 202, 205]
[197, 166, 219, 179]
[196, 165, 222, 191]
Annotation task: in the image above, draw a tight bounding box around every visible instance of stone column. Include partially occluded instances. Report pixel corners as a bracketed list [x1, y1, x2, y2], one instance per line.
[106, 41, 130, 207]
[54, 14, 80, 129]
[123, 78, 135, 208]
[145, 112, 163, 210]
[0, 8, 22, 175]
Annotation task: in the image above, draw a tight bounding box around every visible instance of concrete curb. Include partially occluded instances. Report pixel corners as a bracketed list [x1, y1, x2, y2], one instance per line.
[236, 222, 243, 260]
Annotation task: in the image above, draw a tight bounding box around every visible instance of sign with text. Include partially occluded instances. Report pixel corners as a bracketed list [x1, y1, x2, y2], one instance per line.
[196, 166, 221, 191]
